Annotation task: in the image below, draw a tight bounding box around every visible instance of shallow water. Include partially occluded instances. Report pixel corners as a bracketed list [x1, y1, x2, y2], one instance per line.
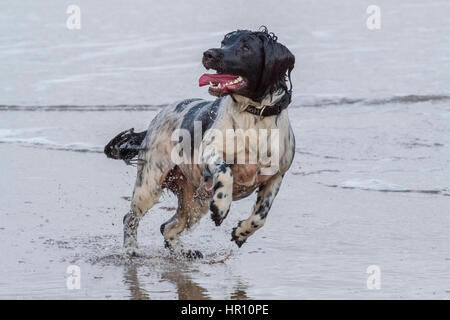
[1, 0, 450, 299]
[1, 99, 449, 299]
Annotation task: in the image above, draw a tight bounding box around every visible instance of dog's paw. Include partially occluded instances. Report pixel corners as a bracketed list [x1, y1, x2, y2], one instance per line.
[210, 209, 224, 226]
[182, 249, 204, 260]
[209, 200, 230, 226]
[209, 177, 232, 226]
[124, 246, 142, 257]
[231, 226, 247, 248]
[169, 247, 204, 260]
[165, 240, 203, 260]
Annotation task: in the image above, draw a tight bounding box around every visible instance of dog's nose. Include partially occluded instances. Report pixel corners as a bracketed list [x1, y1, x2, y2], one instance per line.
[202, 49, 221, 69]
[203, 49, 218, 61]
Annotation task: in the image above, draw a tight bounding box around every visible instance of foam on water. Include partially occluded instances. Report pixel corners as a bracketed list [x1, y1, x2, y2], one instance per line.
[341, 179, 405, 191]
[321, 179, 450, 196]
[0, 135, 103, 153]
[0, 127, 51, 138]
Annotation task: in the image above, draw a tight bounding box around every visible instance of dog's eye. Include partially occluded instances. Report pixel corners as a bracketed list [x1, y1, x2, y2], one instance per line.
[242, 45, 250, 52]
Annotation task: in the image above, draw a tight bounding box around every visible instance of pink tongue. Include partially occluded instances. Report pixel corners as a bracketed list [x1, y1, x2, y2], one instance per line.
[199, 74, 238, 87]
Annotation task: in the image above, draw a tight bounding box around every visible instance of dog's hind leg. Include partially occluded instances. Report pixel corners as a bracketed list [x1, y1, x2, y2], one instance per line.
[231, 174, 284, 247]
[123, 162, 168, 256]
[160, 181, 209, 259]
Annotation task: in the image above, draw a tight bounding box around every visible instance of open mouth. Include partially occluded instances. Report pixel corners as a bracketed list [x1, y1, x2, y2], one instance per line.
[199, 73, 248, 96]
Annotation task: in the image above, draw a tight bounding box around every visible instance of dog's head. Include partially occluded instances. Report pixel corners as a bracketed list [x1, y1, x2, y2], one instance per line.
[199, 26, 295, 102]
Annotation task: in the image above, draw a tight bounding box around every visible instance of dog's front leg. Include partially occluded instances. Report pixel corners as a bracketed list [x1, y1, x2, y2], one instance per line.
[202, 147, 233, 226]
[231, 174, 283, 247]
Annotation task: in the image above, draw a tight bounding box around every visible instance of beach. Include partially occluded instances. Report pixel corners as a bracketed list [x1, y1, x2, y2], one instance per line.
[0, 0, 449, 299]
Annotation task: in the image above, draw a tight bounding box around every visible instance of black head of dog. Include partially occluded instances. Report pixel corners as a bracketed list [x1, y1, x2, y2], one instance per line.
[199, 26, 295, 102]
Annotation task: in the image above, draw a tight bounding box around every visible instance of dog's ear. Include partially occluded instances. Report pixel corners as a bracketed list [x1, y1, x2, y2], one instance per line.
[257, 34, 295, 97]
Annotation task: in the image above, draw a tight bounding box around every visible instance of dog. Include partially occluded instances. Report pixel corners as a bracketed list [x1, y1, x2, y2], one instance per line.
[104, 27, 295, 258]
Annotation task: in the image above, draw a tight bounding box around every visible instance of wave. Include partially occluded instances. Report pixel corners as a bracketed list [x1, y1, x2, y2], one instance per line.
[321, 179, 449, 196]
[0, 127, 52, 138]
[293, 94, 450, 108]
[1, 94, 449, 112]
[0, 136, 103, 153]
[0, 104, 165, 112]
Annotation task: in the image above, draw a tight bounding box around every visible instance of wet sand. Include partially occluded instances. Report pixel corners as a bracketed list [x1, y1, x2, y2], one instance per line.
[1, 99, 449, 299]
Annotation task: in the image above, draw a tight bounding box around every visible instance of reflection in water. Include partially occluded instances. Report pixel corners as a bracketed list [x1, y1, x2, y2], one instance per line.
[123, 264, 150, 300]
[162, 271, 210, 300]
[123, 262, 210, 300]
[122, 260, 249, 300]
[230, 282, 250, 300]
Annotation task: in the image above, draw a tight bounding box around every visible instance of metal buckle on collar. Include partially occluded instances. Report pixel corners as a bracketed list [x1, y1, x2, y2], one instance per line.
[259, 104, 267, 120]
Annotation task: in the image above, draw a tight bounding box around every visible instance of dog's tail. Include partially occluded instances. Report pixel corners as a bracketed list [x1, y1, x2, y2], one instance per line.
[104, 128, 147, 164]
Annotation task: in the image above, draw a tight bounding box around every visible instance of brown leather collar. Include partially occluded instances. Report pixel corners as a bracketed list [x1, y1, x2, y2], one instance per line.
[241, 91, 292, 117]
